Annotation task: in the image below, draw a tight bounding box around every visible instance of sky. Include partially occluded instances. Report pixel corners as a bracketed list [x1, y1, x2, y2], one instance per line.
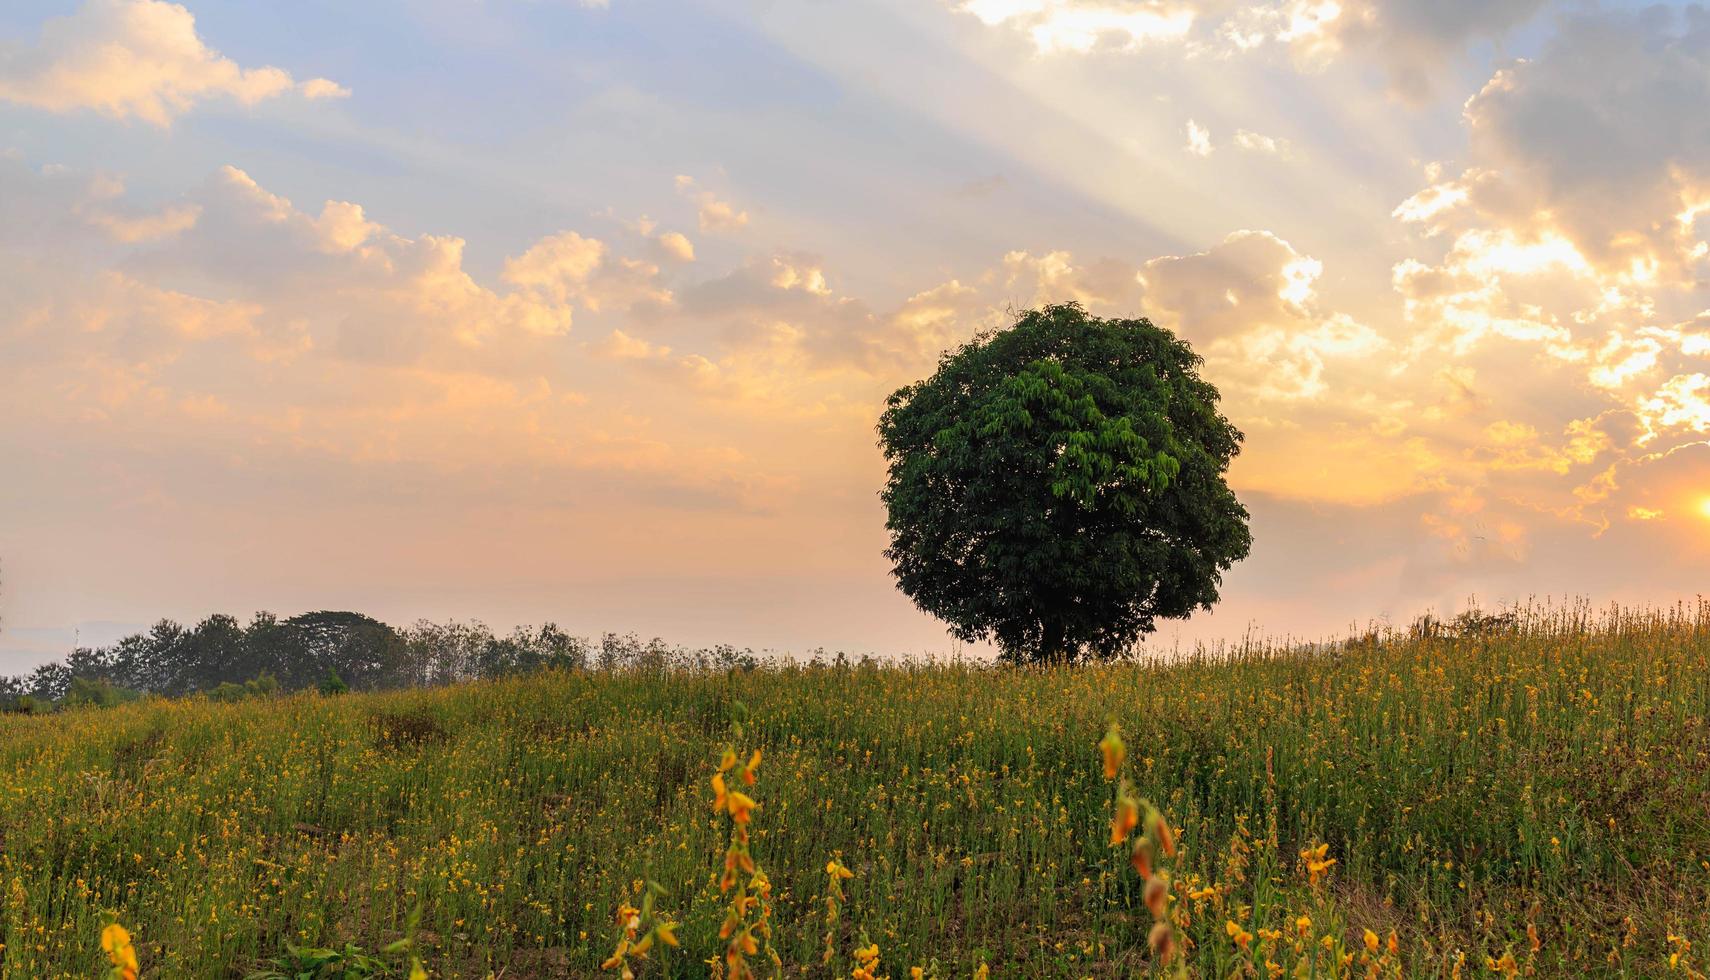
[2, 0, 1708, 668]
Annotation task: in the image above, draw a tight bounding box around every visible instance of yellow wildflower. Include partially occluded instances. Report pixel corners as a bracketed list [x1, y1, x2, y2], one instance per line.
[1148, 922, 1176, 964]
[1110, 796, 1139, 846]
[728, 791, 756, 824]
[1100, 724, 1126, 780]
[1143, 876, 1169, 918]
[101, 922, 139, 980]
[1227, 919, 1253, 950]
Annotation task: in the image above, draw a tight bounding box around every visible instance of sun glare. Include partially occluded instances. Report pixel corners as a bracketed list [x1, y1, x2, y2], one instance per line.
[1699, 497, 1710, 520]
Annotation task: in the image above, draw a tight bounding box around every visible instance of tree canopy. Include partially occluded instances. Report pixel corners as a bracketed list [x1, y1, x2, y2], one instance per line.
[877, 303, 1251, 663]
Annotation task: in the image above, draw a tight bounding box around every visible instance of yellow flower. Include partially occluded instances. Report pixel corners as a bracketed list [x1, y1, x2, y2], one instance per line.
[655, 921, 679, 947]
[1130, 837, 1154, 878]
[1363, 929, 1379, 954]
[728, 791, 757, 824]
[852, 941, 881, 980]
[1143, 876, 1169, 918]
[101, 923, 139, 980]
[1149, 922, 1176, 963]
[1110, 796, 1139, 846]
[1301, 843, 1337, 885]
[1151, 814, 1176, 859]
[601, 941, 629, 970]
[1295, 915, 1312, 937]
[1226, 919, 1253, 950]
[1100, 724, 1127, 780]
[741, 748, 762, 786]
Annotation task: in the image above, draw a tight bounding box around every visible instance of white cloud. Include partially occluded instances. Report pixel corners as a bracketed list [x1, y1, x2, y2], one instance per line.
[0, 0, 349, 125]
[947, 0, 1551, 96]
[956, 0, 1195, 53]
[1232, 129, 1286, 156]
[1184, 119, 1213, 156]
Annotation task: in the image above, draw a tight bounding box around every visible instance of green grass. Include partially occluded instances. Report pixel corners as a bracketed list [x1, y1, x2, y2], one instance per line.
[4, 602, 1709, 977]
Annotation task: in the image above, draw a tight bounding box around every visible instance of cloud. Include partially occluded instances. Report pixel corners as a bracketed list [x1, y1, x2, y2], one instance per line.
[1378, 7, 1710, 535]
[0, 160, 799, 530]
[1138, 230, 1386, 401]
[947, 0, 1551, 97]
[85, 199, 201, 242]
[1448, 7, 1710, 283]
[674, 175, 750, 233]
[502, 232, 608, 303]
[1289, 0, 1551, 101]
[592, 328, 670, 361]
[298, 77, 350, 100]
[954, 0, 1195, 53]
[1000, 250, 1143, 310]
[1139, 229, 1321, 340]
[1184, 119, 1213, 156]
[655, 231, 695, 263]
[0, 0, 349, 125]
[115, 165, 679, 370]
[1233, 129, 1286, 156]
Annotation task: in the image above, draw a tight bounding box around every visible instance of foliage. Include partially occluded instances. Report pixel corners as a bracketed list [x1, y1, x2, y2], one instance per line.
[1, 602, 1709, 976]
[877, 303, 1251, 663]
[64, 676, 142, 708]
[318, 669, 350, 696]
[708, 702, 777, 978]
[246, 941, 391, 980]
[0, 613, 753, 711]
[209, 673, 283, 704]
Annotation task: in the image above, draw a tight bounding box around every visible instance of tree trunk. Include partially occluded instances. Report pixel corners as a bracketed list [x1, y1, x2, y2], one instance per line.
[1039, 620, 1067, 665]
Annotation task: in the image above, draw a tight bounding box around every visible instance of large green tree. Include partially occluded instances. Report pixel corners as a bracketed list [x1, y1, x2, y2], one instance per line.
[877, 304, 1251, 663]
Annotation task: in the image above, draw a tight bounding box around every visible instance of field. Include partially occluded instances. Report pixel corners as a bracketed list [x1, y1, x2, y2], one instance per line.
[3, 603, 1709, 978]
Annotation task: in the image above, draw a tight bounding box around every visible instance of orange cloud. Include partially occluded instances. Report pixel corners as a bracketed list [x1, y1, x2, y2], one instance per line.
[0, 0, 348, 125]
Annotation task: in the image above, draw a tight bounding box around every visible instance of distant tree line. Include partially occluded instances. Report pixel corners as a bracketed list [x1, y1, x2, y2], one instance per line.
[1, 610, 775, 713]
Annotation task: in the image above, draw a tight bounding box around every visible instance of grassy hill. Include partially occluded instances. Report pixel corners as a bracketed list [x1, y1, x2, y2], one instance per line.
[3, 603, 1708, 977]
